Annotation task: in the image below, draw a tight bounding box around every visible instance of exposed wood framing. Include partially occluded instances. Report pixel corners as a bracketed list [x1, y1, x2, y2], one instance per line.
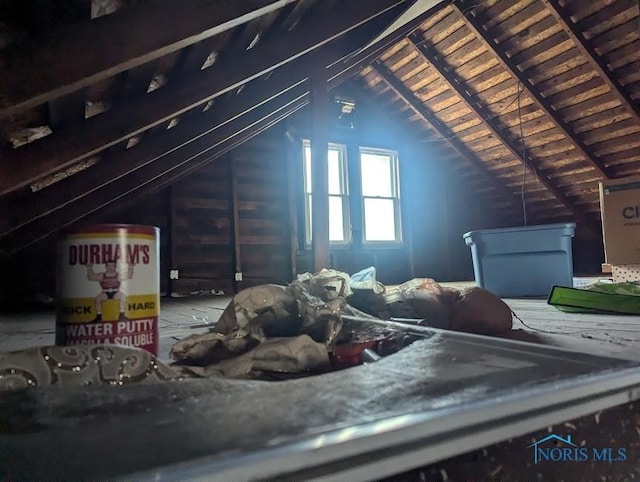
[1, 89, 308, 253]
[0, 78, 308, 239]
[0, 0, 299, 118]
[371, 60, 528, 222]
[286, 138, 301, 281]
[406, 33, 593, 227]
[0, 0, 406, 195]
[451, 0, 613, 180]
[0, 11, 399, 238]
[310, 66, 330, 271]
[0, 0, 453, 251]
[541, 0, 640, 128]
[230, 155, 242, 293]
[169, 184, 178, 295]
[47, 90, 87, 129]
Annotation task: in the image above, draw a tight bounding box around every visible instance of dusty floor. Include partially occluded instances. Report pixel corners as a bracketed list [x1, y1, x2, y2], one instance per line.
[1, 277, 638, 363]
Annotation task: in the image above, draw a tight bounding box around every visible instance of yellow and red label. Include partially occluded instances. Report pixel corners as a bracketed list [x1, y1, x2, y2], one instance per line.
[56, 225, 160, 355]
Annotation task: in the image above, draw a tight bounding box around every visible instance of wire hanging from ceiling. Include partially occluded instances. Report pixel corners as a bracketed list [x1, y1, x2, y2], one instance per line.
[416, 81, 525, 143]
[516, 80, 528, 226]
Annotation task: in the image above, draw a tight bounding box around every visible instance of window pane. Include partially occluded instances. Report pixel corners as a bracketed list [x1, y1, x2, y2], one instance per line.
[305, 194, 312, 243]
[304, 145, 312, 193]
[364, 198, 396, 241]
[305, 144, 345, 195]
[329, 195, 345, 241]
[328, 148, 342, 195]
[307, 196, 346, 242]
[361, 152, 392, 197]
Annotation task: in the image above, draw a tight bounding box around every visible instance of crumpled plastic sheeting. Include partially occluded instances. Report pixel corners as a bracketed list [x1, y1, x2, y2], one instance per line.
[353, 276, 512, 336]
[175, 335, 330, 379]
[170, 269, 351, 378]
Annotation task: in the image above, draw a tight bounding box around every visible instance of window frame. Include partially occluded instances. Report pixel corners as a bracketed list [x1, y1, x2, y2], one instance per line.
[302, 139, 351, 247]
[359, 146, 403, 245]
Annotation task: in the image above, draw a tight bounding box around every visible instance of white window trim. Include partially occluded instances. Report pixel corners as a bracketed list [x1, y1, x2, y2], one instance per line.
[302, 140, 351, 246]
[359, 146, 402, 245]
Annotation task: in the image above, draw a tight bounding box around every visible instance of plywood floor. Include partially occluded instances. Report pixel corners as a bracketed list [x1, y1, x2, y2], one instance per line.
[1, 286, 639, 362]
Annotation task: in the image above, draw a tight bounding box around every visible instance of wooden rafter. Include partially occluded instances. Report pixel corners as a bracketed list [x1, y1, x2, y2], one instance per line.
[451, 0, 613, 180]
[406, 33, 594, 227]
[1, 90, 308, 253]
[0, 0, 407, 195]
[371, 60, 528, 221]
[1, 7, 409, 248]
[0, 0, 299, 118]
[0, 80, 308, 239]
[541, 0, 640, 128]
[0, 10, 402, 238]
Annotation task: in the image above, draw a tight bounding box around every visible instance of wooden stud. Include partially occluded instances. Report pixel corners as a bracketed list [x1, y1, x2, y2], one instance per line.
[310, 66, 330, 271]
[286, 134, 301, 280]
[230, 154, 243, 293]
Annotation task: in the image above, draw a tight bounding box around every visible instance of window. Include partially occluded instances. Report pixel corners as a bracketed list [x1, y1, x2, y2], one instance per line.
[303, 140, 401, 246]
[360, 147, 401, 243]
[303, 140, 350, 244]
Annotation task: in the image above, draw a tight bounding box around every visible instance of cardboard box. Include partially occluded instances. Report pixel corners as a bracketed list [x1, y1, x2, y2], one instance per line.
[599, 176, 640, 264]
[612, 264, 640, 283]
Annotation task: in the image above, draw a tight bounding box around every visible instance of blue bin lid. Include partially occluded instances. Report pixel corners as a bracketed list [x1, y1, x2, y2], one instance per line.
[463, 223, 576, 244]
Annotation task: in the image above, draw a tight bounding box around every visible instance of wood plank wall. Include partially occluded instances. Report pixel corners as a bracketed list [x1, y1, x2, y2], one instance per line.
[171, 157, 234, 295]
[168, 134, 293, 295]
[97, 189, 172, 295]
[232, 139, 293, 289]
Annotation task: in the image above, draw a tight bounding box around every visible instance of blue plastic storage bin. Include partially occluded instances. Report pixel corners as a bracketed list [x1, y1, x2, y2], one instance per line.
[463, 223, 576, 298]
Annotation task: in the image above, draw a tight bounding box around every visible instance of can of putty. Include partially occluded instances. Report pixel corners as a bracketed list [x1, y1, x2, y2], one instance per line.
[55, 224, 160, 356]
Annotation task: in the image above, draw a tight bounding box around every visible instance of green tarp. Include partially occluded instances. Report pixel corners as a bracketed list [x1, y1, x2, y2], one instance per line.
[548, 282, 640, 315]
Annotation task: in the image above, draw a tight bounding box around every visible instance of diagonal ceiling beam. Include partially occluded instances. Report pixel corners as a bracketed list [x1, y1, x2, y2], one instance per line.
[406, 33, 595, 228]
[0, 0, 299, 118]
[0, 0, 407, 196]
[541, 0, 640, 127]
[1, 8, 406, 248]
[0, 80, 307, 239]
[1, 92, 308, 254]
[451, 0, 613, 180]
[0, 9, 403, 238]
[371, 60, 529, 222]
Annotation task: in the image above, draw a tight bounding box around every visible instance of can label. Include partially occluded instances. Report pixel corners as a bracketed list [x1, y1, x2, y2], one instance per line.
[56, 226, 159, 355]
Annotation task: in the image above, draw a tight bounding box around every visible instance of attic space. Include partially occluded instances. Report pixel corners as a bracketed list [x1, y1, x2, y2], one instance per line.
[1, 0, 640, 480]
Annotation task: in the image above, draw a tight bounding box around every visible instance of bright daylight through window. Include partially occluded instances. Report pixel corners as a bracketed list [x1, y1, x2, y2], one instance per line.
[303, 140, 401, 245]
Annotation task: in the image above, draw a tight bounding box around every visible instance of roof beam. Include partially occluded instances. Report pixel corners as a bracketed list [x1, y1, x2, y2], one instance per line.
[1, 88, 308, 254]
[0, 0, 407, 195]
[0, 77, 308, 239]
[540, 0, 640, 127]
[0, 0, 299, 118]
[451, 0, 613, 180]
[0, 10, 402, 238]
[371, 60, 529, 222]
[406, 33, 595, 228]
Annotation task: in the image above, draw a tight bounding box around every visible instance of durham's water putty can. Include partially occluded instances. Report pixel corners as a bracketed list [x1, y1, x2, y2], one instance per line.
[56, 224, 160, 355]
